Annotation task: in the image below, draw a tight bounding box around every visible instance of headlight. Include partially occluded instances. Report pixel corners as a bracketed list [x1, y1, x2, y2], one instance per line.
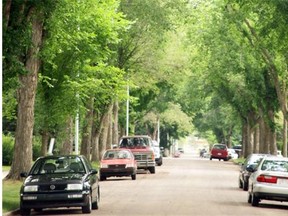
[24, 185, 38, 192]
[100, 164, 108, 168]
[67, 184, 83, 190]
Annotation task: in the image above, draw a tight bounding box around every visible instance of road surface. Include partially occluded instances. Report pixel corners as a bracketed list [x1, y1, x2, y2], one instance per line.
[11, 152, 288, 216]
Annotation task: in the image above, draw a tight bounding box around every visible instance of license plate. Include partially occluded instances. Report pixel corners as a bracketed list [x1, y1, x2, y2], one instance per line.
[277, 178, 288, 185]
[217, 153, 222, 155]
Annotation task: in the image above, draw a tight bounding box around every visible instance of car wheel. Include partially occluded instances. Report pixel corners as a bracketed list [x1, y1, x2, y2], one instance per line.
[131, 173, 136, 180]
[92, 186, 100, 210]
[82, 194, 92, 213]
[210, 157, 212, 160]
[243, 181, 248, 191]
[34, 208, 42, 212]
[149, 167, 156, 174]
[251, 193, 260, 206]
[248, 193, 252, 203]
[100, 174, 106, 181]
[20, 207, 31, 216]
[239, 179, 243, 188]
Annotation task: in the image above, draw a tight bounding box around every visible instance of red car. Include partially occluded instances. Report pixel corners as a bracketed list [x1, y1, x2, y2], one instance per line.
[210, 144, 229, 161]
[100, 149, 137, 181]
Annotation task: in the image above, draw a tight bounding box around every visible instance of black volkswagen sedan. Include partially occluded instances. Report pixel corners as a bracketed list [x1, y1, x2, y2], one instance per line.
[20, 155, 100, 215]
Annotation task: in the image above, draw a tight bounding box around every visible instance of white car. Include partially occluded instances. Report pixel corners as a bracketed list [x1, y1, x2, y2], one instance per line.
[228, 148, 238, 159]
[247, 156, 288, 206]
[152, 140, 163, 166]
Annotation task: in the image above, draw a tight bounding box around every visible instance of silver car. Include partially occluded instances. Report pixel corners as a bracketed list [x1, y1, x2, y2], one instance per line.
[247, 156, 288, 206]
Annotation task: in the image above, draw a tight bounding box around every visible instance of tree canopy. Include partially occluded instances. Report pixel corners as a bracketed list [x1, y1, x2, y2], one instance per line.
[2, 0, 287, 180]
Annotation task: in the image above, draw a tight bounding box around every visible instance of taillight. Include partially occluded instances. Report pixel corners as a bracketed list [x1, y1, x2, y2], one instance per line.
[256, 175, 277, 183]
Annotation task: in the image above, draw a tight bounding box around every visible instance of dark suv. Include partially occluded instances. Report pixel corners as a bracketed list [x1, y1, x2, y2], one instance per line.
[210, 144, 229, 161]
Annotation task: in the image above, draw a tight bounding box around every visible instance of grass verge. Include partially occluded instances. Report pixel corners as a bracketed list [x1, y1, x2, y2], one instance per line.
[2, 180, 22, 213]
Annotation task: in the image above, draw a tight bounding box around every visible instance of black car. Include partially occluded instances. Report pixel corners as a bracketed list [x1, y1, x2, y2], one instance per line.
[20, 155, 100, 215]
[238, 153, 269, 191]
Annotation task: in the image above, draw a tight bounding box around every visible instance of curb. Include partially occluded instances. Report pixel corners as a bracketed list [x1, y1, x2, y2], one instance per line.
[3, 209, 20, 216]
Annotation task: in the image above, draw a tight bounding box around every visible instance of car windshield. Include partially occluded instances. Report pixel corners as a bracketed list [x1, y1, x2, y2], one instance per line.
[103, 150, 132, 159]
[261, 160, 288, 172]
[214, 145, 226, 150]
[120, 137, 149, 148]
[30, 156, 85, 175]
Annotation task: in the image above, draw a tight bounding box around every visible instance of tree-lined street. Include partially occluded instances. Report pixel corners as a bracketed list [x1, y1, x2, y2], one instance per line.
[10, 150, 288, 216]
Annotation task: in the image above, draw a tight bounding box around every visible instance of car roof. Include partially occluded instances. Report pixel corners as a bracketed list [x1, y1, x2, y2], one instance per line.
[36, 155, 85, 161]
[121, 135, 151, 138]
[262, 155, 288, 161]
[105, 148, 132, 152]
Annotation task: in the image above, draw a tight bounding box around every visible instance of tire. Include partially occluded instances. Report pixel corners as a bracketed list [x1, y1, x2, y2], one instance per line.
[251, 193, 260, 206]
[92, 186, 100, 210]
[239, 179, 243, 189]
[34, 208, 42, 212]
[100, 174, 106, 181]
[149, 167, 156, 174]
[131, 173, 136, 180]
[20, 207, 31, 216]
[82, 194, 92, 213]
[248, 193, 252, 203]
[243, 181, 248, 191]
[210, 157, 212, 160]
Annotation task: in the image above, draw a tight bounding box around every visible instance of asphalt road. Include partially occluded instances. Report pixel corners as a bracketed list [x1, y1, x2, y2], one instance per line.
[10, 152, 288, 216]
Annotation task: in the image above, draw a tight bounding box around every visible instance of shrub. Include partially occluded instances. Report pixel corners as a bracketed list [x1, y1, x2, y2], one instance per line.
[2, 134, 14, 165]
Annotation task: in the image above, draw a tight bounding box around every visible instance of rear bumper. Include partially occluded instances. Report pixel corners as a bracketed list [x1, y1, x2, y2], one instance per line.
[253, 184, 288, 201]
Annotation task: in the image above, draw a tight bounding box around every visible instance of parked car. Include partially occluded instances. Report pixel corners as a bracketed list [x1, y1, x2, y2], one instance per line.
[20, 155, 100, 215]
[152, 140, 163, 166]
[228, 148, 239, 160]
[232, 145, 242, 157]
[99, 149, 137, 181]
[247, 156, 288, 206]
[178, 147, 184, 153]
[173, 150, 181, 158]
[238, 154, 269, 191]
[119, 135, 156, 174]
[210, 144, 229, 161]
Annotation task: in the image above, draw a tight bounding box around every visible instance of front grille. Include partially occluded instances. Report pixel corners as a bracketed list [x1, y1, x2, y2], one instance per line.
[108, 164, 126, 169]
[134, 154, 148, 161]
[38, 184, 67, 192]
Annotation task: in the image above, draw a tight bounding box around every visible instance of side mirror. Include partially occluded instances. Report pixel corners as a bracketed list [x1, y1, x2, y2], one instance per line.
[90, 169, 98, 175]
[246, 164, 256, 172]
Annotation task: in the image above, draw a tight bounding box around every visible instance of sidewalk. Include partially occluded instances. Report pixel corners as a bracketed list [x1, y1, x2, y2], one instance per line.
[2, 171, 9, 179]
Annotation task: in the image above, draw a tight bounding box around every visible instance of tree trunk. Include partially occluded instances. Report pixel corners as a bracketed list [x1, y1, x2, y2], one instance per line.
[80, 97, 94, 159]
[259, 115, 265, 153]
[268, 109, 277, 155]
[241, 123, 247, 157]
[41, 129, 49, 156]
[91, 110, 105, 162]
[263, 120, 270, 154]
[60, 117, 74, 155]
[3, 0, 12, 30]
[107, 107, 113, 149]
[283, 118, 287, 157]
[112, 100, 119, 145]
[5, 7, 44, 180]
[99, 113, 109, 159]
[253, 125, 260, 153]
